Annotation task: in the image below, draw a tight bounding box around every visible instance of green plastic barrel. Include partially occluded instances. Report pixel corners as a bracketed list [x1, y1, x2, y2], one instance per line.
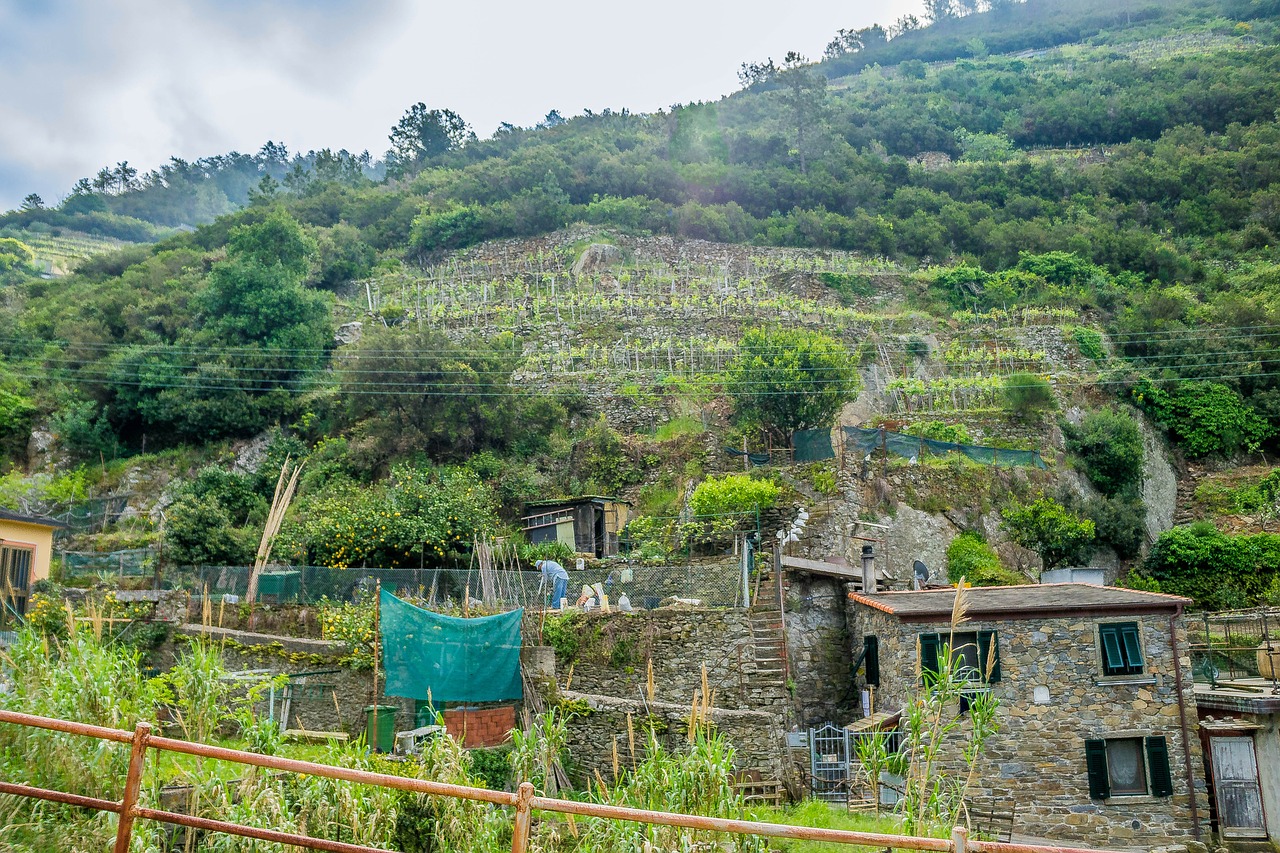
[364, 705, 398, 752]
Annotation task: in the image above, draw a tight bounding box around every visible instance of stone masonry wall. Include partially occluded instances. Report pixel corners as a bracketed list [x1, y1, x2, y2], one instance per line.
[160, 625, 416, 737]
[848, 604, 1209, 847]
[555, 609, 790, 716]
[783, 575, 857, 728]
[559, 690, 788, 787]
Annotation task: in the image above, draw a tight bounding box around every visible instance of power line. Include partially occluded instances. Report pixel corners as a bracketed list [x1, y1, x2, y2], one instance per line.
[3, 322, 1280, 361]
[7, 366, 1280, 399]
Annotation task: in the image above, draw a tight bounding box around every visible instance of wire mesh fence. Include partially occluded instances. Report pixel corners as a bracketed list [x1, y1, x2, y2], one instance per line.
[60, 548, 155, 578]
[170, 559, 750, 610]
[48, 494, 136, 533]
[784, 426, 1047, 468]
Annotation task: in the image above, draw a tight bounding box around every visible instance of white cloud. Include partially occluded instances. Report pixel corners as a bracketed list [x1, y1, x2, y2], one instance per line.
[0, 0, 924, 210]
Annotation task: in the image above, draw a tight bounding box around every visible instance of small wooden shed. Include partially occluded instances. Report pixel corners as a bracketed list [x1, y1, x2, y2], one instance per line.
[521, 496, 630, 558]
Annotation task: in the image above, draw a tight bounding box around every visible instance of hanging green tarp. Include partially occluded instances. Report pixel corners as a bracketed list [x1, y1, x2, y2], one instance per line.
[379, 589, 523, 703]
[793, 429, 836, 462]
[841, 426, 1046, 469]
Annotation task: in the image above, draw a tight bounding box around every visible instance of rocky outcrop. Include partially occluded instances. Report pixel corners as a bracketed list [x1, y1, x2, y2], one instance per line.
[1139, 413, 1178, 543]
[571, 243, 622, 277]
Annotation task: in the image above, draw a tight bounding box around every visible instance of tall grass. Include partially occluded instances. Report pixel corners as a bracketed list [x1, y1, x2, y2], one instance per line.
[855, 580, 1001, 837]
[579, 728, 765, 853]
[0, 629, 161, 850]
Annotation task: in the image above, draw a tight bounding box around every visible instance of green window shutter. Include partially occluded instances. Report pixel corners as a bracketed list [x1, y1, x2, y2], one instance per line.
[1101, 627, 1125, 672]
[1085, 739, 1111, 799]
[919, 633, 941, 682]
[1121, 624, 1144, 671]
[977, 630, 1001, 683]
[1146, 736, 1174, 797]
[864, 635, 880, 687]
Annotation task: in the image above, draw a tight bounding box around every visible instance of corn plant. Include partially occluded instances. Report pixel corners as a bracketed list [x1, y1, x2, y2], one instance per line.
[509, 709, 569, 795]
[579, 728, 765, 853]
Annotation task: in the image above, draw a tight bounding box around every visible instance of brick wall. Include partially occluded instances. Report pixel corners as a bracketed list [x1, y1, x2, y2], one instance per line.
[443, 705, 517, 748]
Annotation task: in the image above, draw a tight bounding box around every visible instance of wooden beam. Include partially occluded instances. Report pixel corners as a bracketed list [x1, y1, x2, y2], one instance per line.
[780, 555, 858, 579]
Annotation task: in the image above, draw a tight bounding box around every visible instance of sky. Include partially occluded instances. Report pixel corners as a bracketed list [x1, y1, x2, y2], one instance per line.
[0, 0, 925, 213]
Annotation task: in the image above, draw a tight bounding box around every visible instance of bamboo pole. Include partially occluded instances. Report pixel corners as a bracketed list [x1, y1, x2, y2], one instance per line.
[373, 579, 381, 709]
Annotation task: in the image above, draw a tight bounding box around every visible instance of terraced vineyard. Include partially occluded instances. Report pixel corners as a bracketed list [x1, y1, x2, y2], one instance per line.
[2, 228, 135, 275]
[336, 232, 1103, 442]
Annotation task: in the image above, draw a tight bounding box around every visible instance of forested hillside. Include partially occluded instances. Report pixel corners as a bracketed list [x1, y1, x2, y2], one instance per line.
[2, 0, 1280, 608]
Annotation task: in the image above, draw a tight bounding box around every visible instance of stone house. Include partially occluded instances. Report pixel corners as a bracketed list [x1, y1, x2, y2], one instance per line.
[846, 583, 1209, 848]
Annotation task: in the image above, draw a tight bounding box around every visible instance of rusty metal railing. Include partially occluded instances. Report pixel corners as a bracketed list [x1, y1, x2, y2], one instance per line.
[0, 707, 1125, 853]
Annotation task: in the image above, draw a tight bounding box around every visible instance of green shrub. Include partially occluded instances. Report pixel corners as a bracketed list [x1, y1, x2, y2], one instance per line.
[1073, 327, 1106, 361]
[1083, 495, 1146, 560]
[1002, 373, 1055, 419]
[818, 271, 876, 302]
[163, 494, 257, 566]
[281, 465, 499, 568]
[725, 327, 860, 440]
[1001, 495, 1095, 570]
[519, 539, 575, 565]
[945, 532, 1024, 586]
[1064, 408, 1144, 497]
[1131, 379, 1274, 458]
[1144, 526, 1280, 610]
[689, 474, 780, 518]
[469, 745, 513, 791]
[811, 467, 838, 496]
[576, 416, 642, 494]
[903, 420, 971, 444]
[540, 611, 585, 664]
[1118, 568, 1162, 593]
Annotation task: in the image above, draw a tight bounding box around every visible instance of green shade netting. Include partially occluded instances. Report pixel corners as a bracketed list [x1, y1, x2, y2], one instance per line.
[793, 429, 836, 462]
[842, 426, 1045, 469]
[379, 589, 523, 702]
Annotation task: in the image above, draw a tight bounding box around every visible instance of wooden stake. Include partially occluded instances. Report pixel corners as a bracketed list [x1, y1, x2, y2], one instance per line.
[373, 579, 381, 706]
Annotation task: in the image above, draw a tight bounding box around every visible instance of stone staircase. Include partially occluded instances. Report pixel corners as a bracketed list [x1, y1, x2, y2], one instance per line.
[749, 565, 790, 689]
[749, 609, 788, 683]
[1174, 473, 1198, 526]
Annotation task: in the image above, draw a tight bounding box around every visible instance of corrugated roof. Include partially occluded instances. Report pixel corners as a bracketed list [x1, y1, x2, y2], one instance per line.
[524, 495, 629, 507]
[0, 508, 66, 529]
[848, 583, 1189, 620]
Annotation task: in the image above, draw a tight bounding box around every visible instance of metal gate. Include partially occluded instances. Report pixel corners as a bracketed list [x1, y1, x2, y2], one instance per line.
[1210, 736, 1267, 839]
[809, 723, 851, 802]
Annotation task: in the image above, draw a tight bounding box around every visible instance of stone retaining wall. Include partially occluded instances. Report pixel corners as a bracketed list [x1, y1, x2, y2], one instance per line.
[159, 624, 414, 737]
[558, 690, 788, 787]
[550, 609, 789, 716]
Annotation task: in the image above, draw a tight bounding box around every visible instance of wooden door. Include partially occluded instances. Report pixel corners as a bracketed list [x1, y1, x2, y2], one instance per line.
[1210, 736, 1267, 839]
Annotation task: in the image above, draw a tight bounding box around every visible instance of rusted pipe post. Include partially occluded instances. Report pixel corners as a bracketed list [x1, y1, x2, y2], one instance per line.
[951, 825, 968, 853]
[511, 781, 535, 853]
[113, 720, 152, 853]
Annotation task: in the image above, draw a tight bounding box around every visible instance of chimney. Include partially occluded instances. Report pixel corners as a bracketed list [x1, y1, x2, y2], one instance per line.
[861, 544, 875, 593]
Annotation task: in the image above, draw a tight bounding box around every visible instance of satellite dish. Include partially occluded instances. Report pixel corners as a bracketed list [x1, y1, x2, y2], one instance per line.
[913, 560, 930, 590]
